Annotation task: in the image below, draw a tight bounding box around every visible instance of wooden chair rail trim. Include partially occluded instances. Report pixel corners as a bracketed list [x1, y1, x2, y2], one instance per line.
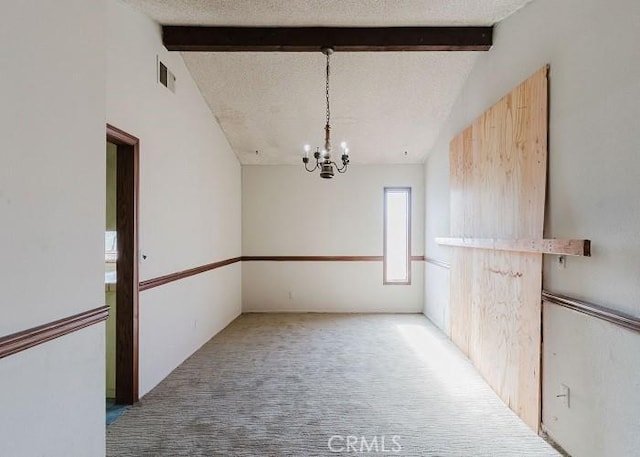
[543, 291, 640, 333]
[435, 237, 590, 256]
[243, 255, 382, 262]
[139, 255, 426, 291]
[243, 255, 425, 262]
[425, 257, 451, 269]
[139, 257, 243, 291]
[0, 306, 109, 360]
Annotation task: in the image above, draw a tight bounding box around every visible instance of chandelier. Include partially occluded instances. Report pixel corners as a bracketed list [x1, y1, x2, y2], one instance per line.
[302, 47, 350, 179]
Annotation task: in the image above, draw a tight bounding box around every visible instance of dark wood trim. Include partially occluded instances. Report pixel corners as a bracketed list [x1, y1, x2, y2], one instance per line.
[244, 256, 425, 262]
[242, 255, 383, 262]
[162, 26, 493, 52]
[107, 123, 139, 145]
[107, 123, 140, 405]
[139, 255, 426, 292]
[425, 257, 451, 269]
[140, 257, 243, 291]
[383, 187, 412, 285]
[543, 291, 640, 334]
[0, 306, 109, 360]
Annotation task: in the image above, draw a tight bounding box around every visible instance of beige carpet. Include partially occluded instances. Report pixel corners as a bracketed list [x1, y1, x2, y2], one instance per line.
[106, 313, 559, 456]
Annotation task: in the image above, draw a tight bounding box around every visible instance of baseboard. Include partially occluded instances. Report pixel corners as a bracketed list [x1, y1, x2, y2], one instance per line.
[539, 424, 572, 457]
[241, 309, 423, 314]
[138, 308, 242, 399]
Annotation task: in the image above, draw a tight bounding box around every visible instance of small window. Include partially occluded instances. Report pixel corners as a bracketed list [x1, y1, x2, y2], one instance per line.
[105, 231, 117, 263]
[384, 187, 411, 284]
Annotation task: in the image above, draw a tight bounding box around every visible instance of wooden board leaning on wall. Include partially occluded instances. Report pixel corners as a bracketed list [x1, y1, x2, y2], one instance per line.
[445, 65, 549, 432]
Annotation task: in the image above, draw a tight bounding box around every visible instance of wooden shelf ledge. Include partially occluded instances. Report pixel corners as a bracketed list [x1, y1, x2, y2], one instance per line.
[435, 237, 590, 256]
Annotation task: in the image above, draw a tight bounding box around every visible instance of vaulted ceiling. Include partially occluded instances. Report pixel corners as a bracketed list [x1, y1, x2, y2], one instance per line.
[124, 0, 534, 164]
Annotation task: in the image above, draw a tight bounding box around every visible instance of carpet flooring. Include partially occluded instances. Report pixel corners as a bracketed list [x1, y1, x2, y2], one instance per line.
[106, 314, 559, 456]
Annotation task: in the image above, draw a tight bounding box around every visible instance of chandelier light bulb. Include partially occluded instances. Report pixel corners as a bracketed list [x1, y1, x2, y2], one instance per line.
[340, 141, 347, 149]
[304, 144, 311, 152]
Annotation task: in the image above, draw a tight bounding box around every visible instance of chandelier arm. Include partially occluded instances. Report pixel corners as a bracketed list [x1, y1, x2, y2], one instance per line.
[335, 162, 348, 173]
[325, 160, 347, 173]
[304, 160, 320, 173]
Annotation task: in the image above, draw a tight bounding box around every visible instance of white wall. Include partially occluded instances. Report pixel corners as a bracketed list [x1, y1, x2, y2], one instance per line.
[107, 0, 242, 396]
[0, 0, 106, 455]
[423, 0, 640, 455]
[423, 143, 452, 333]
[243, 165, 424, 312]
[542, 304, 640, 457]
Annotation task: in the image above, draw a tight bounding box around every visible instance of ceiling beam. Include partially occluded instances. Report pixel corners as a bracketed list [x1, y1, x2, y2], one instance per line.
[162, 26, 493, 52]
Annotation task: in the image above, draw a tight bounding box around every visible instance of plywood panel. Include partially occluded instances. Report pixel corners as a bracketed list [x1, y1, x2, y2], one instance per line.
[448, 66, 548, 431]
[449, 128, 473, 355]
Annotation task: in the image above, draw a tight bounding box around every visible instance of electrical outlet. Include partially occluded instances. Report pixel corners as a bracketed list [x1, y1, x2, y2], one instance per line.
[558, 255, 567, 268]
[288, 291, 295, 300]
[557, 384, 570, 408]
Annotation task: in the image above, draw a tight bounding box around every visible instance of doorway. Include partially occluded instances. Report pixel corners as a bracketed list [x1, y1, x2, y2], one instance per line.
[105, 124, 139, 422]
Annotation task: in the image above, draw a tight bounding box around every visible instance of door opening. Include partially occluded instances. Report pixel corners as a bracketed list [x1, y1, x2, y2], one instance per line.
[106, 124, 139, 414]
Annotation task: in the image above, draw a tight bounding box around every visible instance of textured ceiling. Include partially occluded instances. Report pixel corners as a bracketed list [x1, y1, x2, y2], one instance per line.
[183, 52, 478, 164]
[123, 0, 533, 27]
[124, 0, 535, 164]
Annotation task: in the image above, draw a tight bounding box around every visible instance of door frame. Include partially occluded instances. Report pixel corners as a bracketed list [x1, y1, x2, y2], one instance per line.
[106, 123, 139, 404]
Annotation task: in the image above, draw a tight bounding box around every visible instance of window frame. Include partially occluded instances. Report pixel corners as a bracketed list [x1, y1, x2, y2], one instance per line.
[383, 187, 412, 285]
[105, 230, 118, 263]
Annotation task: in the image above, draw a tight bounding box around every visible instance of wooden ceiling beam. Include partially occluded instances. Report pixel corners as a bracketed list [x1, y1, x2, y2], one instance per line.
[162, 26, 493, 52]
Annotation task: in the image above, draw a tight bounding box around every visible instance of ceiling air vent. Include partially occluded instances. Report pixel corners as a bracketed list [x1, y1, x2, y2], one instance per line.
[157, 57, 176, 93]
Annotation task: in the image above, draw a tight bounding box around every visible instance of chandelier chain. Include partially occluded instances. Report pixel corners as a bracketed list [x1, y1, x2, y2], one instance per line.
[325, 51, 330, 126]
